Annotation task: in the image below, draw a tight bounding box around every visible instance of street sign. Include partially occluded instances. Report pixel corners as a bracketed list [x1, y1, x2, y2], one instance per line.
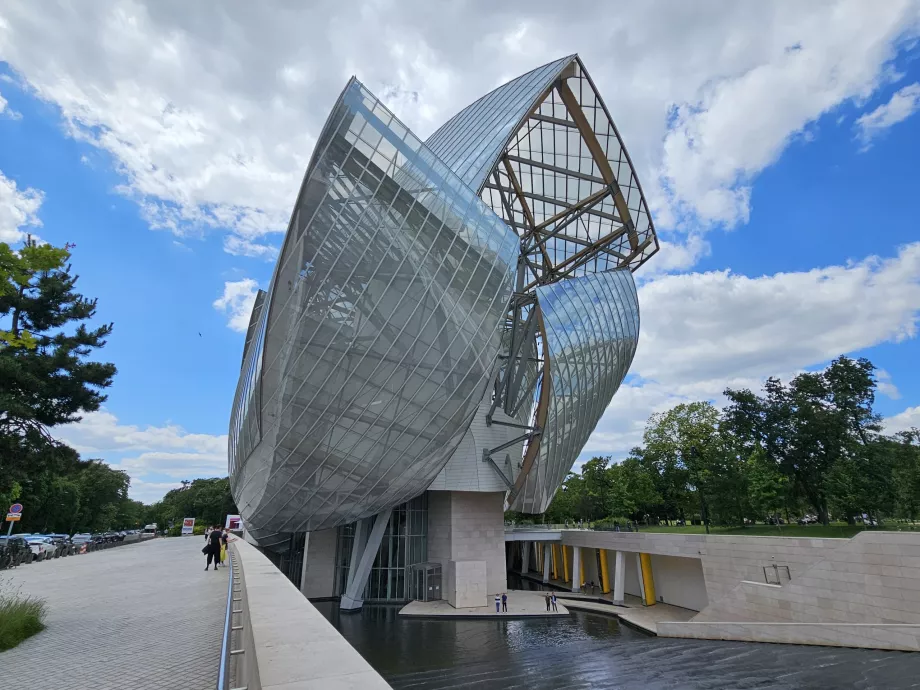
[6, 513, 21, 522]
[9, 503, 23, 514]
[181, 517, 196, 536]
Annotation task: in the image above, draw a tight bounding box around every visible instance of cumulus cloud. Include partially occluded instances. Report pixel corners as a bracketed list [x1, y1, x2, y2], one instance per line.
[0, 1, 917, 265]
[855, 82, 920, 148]
[656, 4, 919, 230]
[56, 409, 228, 502]
[0, 168, 43, 244]
[58, 409, 226, 456]
[586, 242, 920, 456]
[887, 406, 920, 435]
[213, 278, 259, 332]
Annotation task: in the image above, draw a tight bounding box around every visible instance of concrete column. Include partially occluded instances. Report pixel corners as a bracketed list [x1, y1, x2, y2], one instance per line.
[572, 546, 581, 592]
[521, 541, 530, 574]
[613, 550, 625, 605]
[542, 542, 551, 583]
[340, 511, 389, 611]
[298, 532, 311, 594]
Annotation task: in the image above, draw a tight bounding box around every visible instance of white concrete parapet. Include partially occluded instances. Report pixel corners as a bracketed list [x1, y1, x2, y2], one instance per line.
[230, 539, 391, 689]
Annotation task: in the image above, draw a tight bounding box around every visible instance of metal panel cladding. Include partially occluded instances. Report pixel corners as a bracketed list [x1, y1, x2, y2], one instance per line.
[511, 269, 640, 513]
[230, 79, 519, 535]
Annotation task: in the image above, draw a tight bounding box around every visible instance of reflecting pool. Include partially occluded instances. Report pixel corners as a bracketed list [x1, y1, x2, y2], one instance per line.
[316, 602, 920, 689]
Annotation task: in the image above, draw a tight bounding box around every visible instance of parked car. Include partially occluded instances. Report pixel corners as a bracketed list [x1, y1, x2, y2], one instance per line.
[71, 533, 94, 553]
[25, 536, 56, 561]
[0, 536, 32, 567]
[45, 534, 74, 557]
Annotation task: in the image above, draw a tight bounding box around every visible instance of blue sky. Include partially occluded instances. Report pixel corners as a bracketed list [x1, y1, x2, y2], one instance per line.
[1, 2, 919, 502]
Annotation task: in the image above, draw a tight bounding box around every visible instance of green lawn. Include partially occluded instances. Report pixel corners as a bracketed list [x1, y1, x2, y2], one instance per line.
[633, 523, 916, 539]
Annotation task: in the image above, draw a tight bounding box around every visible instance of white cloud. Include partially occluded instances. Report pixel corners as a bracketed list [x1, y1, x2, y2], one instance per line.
[876, 369, 901, 400]
[586, 242, 920, 456]
[58, 409, 226, 456]
[223, 235, 278, 260]
[855, 82, 920, 148]
[0, 88, 21, 119]
[56, 409, 228, 502]
[0, 1, 917, 265]
[213, 278, 259, 333]
[0, 168, 42, 244]
[656, 3, 920, 229]
[887, 406, 920, 435]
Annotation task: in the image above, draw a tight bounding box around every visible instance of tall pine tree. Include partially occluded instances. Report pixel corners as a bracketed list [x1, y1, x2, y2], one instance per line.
[0, 238, 117, 505]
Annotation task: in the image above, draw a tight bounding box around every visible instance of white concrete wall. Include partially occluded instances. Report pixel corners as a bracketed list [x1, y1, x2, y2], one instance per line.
[580, 547, 600, 587]
[624, 551, 642, 599]
[649, 554, 709, 612]
[302, 528, 337, 598]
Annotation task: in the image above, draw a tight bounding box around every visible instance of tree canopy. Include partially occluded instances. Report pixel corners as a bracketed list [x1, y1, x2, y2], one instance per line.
[525, 357, 920, 528]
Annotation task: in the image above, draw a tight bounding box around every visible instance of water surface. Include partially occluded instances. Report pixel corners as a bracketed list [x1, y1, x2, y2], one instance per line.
[316, 602, 920, 689]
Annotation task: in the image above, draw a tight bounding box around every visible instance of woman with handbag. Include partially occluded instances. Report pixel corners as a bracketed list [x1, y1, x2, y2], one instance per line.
[204, 526, 223, 571]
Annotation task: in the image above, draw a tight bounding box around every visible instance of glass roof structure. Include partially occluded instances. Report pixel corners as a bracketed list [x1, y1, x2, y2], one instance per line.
[229, 55, 658, 544]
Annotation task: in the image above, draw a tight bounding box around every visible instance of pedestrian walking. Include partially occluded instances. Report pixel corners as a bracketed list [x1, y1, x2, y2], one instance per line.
[219, 528, 229, 565]
[545, 592, 551, 611]
[551, 592, 558, 612]
[501, 592, 508, 612]
[204, 525, 222, 571]
[495, 594, 501, 613]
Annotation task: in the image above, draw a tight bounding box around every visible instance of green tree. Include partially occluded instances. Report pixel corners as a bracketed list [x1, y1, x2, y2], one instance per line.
[0, 238, 116, 522]
[744, 448, 788, 521]
[724, 356, 882, 525]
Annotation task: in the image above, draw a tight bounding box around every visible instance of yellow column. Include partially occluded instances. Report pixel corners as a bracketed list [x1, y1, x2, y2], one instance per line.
[639, 553, 656, 606]
[599, 549, 611, 593]
[551, 544, 558, 579]
[562, 545, 570, 583]
[579, 548, 586, 588]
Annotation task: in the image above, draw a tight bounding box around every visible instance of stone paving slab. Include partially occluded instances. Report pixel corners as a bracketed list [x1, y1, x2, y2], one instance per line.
[1, 537, 226, 690]
[560, 595, 697, 634]
[399, 589, 569, 618]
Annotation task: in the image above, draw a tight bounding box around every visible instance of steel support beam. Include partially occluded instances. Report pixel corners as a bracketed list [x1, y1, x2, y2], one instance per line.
[555, 80, 638, 250]
[340, 511, 389, 611]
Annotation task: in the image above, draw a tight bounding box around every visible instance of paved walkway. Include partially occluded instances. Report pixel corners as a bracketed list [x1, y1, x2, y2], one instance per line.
[1, 537, 226, 690]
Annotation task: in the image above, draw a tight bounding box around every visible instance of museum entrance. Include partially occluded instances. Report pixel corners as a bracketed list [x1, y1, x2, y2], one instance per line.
[408, 562, 442, 602]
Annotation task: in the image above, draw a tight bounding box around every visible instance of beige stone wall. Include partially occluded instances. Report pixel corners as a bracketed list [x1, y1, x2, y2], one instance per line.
[561, 529, 920, 651]
[302, 527, 338, 598]
[427, 490, 506, 606]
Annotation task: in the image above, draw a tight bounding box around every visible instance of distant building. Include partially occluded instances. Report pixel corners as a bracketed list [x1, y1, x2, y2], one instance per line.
[228, 54, 659, 609]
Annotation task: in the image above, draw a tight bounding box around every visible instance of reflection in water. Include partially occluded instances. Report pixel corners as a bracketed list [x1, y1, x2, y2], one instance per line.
[316, 602, 920, 689]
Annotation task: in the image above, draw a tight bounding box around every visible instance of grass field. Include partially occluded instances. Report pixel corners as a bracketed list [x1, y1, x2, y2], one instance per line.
[633, 523, 919, 539]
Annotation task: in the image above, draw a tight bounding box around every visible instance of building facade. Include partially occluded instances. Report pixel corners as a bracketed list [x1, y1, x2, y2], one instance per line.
[229, 55, 658, 608]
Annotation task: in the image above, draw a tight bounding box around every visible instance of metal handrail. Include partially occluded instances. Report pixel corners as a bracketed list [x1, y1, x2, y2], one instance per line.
[217, 553, 234, 690]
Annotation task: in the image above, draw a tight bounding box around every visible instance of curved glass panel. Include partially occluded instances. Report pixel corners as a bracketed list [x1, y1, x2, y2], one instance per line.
[510, 269, 639, 513]
[230, 79, 519, 537]
[424, 56, 575, 195]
